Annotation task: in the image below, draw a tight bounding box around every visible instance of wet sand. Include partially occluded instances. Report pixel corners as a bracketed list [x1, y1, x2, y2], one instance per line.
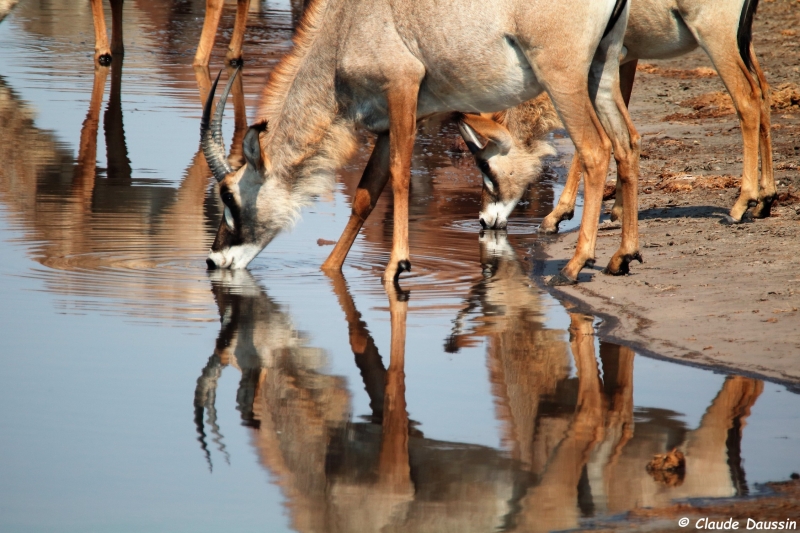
[538, 0, 800, 386]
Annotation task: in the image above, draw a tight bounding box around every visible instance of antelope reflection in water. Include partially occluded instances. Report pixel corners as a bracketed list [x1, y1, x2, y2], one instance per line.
[451, 232, 763, 524]
[0, 57, 248, 317]
[194, 258, 763, 532]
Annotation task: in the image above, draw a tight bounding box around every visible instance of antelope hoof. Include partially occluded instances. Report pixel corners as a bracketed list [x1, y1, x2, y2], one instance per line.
[548, 270, 578, 286]
[752, 194, 776, 219]
[539, 220, 559, 234]
[720, 213, 754, 225]
[539, 210, 573, 235]
[610, 205, 623, 223]
[97, 53, 112, 66]
[604, 252, 643, 276]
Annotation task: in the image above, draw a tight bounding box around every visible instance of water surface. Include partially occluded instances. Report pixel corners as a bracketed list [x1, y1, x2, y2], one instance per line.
[0, 2, 798, 532]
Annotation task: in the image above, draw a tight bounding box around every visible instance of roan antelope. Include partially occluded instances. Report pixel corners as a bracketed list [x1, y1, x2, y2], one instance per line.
[456, 94, 561, 230]
[90, 0, 253, 66]
[461, 0, 774, 233]
[202, 0, 641, 286]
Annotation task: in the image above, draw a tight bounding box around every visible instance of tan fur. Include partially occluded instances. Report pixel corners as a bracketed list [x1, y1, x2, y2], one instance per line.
[461, 95, 561, 229]
[539, 0, 776, 233]
[493, 93, 563, 150]
[207, 0, 639, 284]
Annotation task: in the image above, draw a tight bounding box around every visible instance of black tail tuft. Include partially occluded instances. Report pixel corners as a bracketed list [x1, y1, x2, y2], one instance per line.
[738, 0, 760, 73]
[602, 0, 628, 39]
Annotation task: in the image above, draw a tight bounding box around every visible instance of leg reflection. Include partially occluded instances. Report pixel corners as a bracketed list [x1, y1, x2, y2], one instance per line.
[73, 64, 110, 204]
[683, 376, 762, 496]
[377, 285, 413, 498]
[104, 55, 131, 182]
[516, 313, 605, 532]
[326, 271, 387, 421]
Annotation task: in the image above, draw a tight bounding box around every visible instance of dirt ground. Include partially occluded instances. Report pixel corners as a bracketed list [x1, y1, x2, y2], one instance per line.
[538, 0, 800, 386]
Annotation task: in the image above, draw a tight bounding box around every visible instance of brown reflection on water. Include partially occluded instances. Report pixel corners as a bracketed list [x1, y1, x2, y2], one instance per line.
[0, 57, 252, 320]
[196, 246, 763, 532]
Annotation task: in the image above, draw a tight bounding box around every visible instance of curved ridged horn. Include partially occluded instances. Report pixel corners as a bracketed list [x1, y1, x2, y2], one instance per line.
[201, 67, 240, 182]
[457, 119, 486, 155]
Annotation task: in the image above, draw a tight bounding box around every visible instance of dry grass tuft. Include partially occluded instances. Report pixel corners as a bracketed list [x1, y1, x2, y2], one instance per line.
[637, 63, 717, 79]
[665, 92, 735, 121]
[771, 83, 800, 112]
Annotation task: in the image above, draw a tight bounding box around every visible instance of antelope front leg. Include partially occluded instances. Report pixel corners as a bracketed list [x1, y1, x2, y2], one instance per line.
[193, 0, 225, 68]
[383, 87, 419, 284]
[90, 0, 112, 65]
[546, 92, 612, 285]
[322, 134, 391, 271]
[540, 156, 581, 234]
[226, 0, 251, 66]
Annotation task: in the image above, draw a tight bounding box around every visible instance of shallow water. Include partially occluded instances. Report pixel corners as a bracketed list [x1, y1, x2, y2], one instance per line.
[0, 2, 798, 532]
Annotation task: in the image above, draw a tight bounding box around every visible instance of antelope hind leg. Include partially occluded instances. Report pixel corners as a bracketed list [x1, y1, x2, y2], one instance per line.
[700, 33, 761, 222]
[601, 83, 642, 276]
[322, 134, 391, 271]
[750, 51, 776, 218]
[608, 60, 638, 223]
[590, 7, 642, 276]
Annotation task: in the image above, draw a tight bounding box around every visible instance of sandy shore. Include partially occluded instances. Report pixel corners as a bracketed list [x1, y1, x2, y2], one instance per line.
[537, 0, 800, 385]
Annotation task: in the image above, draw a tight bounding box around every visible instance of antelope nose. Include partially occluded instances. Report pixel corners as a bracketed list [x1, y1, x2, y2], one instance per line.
[480, 218, 489, 229]
[206, 258, 218, 270]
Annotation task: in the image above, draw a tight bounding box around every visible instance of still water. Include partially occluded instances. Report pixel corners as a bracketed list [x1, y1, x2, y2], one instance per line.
[0, 2, 798, 532]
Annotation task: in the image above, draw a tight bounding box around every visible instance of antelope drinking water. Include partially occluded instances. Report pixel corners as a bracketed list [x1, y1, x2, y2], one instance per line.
[458, 0, 774, 233]
[202, 0, 641, 285]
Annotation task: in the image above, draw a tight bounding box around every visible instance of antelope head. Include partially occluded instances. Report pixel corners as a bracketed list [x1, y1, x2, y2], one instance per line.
[458, 114, 555, 230]
[202, 69, 294, 270]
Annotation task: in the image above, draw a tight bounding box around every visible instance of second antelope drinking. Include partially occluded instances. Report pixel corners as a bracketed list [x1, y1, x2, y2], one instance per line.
[201, 0, 641, 285]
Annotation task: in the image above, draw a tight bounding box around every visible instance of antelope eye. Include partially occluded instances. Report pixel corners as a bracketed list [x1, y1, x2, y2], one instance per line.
[221, 192, 234, 206]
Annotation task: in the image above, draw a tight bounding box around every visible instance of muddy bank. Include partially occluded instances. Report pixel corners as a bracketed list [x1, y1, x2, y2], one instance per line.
[537, 206, 800, 385]
[537, 0, 800, 385]
[575, 479, 800, 533]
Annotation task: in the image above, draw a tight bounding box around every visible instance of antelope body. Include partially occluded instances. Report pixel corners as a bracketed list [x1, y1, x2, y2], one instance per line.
[465, 0, 773, 232]
[203, 0, 641, 285]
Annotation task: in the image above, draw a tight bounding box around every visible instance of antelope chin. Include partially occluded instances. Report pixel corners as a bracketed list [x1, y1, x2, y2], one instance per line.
[206, 244, 264, 270]
[479, 200, 517, 230]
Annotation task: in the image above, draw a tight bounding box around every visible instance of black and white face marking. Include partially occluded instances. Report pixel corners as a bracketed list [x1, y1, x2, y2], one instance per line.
[477, 157, 517, 230]
[205, 145, 294, 271]
[221, 190, 237, 231]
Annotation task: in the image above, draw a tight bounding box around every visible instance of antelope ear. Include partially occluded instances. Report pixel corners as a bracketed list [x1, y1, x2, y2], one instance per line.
[243, 122, 267, 172]
[460, 113, 513, 155]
